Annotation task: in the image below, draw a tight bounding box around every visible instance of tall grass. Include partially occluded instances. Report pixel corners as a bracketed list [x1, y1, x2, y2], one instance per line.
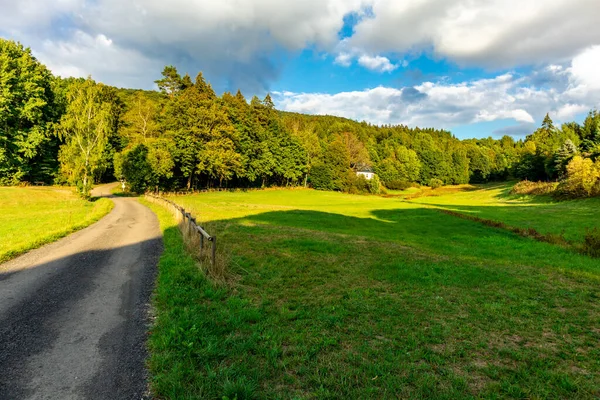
[143, 195, 229, 282]
[510, 180, 558, 196]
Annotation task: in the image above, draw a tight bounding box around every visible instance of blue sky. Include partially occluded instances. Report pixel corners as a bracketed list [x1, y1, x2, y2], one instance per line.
[1, 0, 599, 139]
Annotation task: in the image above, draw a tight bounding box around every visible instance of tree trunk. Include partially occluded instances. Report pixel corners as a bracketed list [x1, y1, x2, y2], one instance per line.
[187, 172, 192, 190]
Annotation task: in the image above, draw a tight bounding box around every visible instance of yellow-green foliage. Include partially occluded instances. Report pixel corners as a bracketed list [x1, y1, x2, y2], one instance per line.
[0, 187, 113, 262]
[557, 156, 600, 198]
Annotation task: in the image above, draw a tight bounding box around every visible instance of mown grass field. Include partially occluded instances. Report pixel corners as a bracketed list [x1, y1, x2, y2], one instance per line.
[146, 185, 600, 399]
[0, 187, 113, 263]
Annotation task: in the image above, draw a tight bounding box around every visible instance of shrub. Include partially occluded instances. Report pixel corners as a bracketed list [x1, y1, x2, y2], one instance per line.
[346, 174, 369, 194]
[428, 178, 443, 189]
[385, 180, 412, 190]
[367, 175, 382, 194]
[556, 156, 600, 198]
[511, 180, 558, 196]
[118, 144, 155, 194]
[310, 164, 334, 190]
[583, 228, 600, 258]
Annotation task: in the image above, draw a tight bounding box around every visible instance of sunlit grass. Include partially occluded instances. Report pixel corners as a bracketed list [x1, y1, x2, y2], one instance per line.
[147, 188, 600, 399]
[0, 186, 113, 263]
[409, 182, 600, 242]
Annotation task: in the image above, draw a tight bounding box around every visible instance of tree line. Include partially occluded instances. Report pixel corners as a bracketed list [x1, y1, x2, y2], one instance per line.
[1, 38, 599, 198]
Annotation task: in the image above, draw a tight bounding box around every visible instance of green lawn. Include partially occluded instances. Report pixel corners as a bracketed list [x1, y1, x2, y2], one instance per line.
[146, 188, 600, 399]
[0, 186, 113, 263]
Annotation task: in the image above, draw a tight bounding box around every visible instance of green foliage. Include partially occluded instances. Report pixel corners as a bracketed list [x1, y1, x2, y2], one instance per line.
[57, 78, 117, 198]
[119, 144, 154, 193]
[0, 39, 58, 184]
[367, 174, 382, 194]
[120, 91, 160, 146]
[385, 180, 413, 190]
[4, 36, 600, 198]
[553, 139, 578, 178]
[428, 178, 443, 189]
[310, 164, 334, 190]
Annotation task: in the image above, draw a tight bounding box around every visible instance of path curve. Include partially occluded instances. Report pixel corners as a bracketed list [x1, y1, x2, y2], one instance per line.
[0, 183, 162, 400]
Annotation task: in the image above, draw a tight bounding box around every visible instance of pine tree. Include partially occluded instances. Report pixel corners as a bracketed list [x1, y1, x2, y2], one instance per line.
[553, 139, 578, 178]
[155, 66, 184, 97]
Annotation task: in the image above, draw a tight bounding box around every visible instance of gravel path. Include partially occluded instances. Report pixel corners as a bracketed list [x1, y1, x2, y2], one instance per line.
[0, 184, 162, 400]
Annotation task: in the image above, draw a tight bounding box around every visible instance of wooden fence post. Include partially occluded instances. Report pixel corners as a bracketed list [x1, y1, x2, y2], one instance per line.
[211, 236, 217, 269]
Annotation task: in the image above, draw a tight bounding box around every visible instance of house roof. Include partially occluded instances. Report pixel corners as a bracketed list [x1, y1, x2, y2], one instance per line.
[357, 165, 374, 173]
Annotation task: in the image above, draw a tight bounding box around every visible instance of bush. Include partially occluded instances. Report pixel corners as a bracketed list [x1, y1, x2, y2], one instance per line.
[583, 228, 600, 258]
[346, 174, 369, 194]
[428, 178, 443, 189]
[511, 180, 558, 196]
[119, 144, 155, 194]
[385, 180, 412, 190]
[555, 156, 600, 199]
[310, 164, 334, 190]
[367, 175, 382, 194]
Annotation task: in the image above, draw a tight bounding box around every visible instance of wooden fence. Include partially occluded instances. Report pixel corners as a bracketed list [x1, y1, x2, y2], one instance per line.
[145, 194, 217, 269]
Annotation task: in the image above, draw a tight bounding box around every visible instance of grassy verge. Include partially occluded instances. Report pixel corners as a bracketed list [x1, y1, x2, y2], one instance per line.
[0, 187, 113, 263]
[145, 190, 600, 399]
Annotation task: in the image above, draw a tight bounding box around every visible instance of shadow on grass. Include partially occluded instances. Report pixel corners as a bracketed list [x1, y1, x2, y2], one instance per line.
[148, 203, 600, 399]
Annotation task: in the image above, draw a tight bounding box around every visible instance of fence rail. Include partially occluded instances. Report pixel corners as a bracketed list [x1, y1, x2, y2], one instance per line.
[145, 194, 217, 269]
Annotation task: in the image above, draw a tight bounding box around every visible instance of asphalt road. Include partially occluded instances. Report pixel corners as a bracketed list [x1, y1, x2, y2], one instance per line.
[0, 184, 162, 400]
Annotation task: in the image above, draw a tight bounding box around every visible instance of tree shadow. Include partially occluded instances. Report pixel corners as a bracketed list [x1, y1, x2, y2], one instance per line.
[213, 207, 600, 273]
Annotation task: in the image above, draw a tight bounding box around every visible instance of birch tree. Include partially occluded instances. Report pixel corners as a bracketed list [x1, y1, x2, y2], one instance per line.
[57, 78, 113, 198]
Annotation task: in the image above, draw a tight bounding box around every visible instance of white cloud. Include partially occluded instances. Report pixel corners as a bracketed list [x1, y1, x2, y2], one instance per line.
[555, 104, 590, 120]
[347, 0, 600, 68]
[334, 53, 353, 67]
[357, 55, 398, 72]
[34, 31, 162, 88]
[570, 45, 600, 90]
[275, 56, 600, 133]
[0, 0, 83, 32]
[2, 0, 600, 91]
[1, 0, 366, 91]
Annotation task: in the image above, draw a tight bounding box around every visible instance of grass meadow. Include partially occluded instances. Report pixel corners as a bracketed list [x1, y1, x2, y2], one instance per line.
[408, 183, 600, 243]
[145, 183, 600, 399]
[0, 186, 113, 263]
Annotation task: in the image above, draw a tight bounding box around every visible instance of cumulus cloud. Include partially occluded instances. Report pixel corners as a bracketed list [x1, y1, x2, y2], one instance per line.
[347, 0, 600, 68]
[3, 0, 600, 91]
[1, 0, 599, 111]
[275, 55, 600, 133]
[334, 53, 353, 67]
[1, 0, 365, 91]
[569, 45, 600, 90]
[34, 31, 162, 88]
[357, 55, 398, 72]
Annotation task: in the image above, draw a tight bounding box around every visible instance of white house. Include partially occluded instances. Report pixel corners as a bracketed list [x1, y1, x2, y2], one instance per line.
[356, 166, 375, 180]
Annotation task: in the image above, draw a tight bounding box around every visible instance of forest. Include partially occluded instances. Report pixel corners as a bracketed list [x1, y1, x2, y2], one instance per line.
[2, 38, 600, 198]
